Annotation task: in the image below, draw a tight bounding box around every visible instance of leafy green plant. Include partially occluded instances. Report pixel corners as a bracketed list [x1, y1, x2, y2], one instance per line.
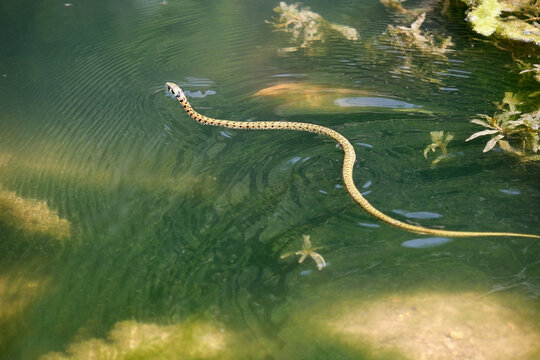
[463, 0, 540, 45]
[424, 131, 454, 166]
[465, 92, 540, 160]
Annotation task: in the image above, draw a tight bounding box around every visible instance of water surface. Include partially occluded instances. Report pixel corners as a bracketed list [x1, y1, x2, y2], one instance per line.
[1, 0, 539, 359]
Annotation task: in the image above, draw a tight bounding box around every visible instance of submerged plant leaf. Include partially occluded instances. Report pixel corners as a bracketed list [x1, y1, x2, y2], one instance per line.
[467, 94, 539, 158]
[470, 118, 495, 128]
[519, 64, 540, 83]
[465, 129, 500, 142]
[496, 92, 521, 112]
[483, 133, 505, 152]
[424, 131, 453, 165]
[281, 234, 327, 270]
[410, 12, 426, 31]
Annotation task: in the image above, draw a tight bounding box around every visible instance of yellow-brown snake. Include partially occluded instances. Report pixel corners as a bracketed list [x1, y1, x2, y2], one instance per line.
[166, 82, 540, 239]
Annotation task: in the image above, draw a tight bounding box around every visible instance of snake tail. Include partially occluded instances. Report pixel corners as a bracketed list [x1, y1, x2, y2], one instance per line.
[165, 82, 540, 239]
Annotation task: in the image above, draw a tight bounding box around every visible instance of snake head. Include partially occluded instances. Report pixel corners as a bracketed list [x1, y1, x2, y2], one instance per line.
[165, 82, 187, 101]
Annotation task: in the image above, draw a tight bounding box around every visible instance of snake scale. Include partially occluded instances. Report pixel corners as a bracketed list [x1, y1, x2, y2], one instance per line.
[166, 82, 540, 239]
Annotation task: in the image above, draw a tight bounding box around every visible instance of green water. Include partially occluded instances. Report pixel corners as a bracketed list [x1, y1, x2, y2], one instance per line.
[1, 0, 539, 359]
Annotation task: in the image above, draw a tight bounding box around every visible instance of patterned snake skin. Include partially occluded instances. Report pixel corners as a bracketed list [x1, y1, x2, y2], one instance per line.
[166, 82, 539, 239]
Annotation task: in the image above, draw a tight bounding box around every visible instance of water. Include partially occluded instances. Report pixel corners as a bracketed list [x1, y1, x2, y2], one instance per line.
[1, 0, 540, 359]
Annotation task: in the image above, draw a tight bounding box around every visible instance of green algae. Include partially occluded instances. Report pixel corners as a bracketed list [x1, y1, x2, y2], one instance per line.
[464, 0, 540, 45]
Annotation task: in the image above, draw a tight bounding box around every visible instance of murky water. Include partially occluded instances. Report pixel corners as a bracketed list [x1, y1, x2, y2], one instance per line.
[1, 0, 539, 359]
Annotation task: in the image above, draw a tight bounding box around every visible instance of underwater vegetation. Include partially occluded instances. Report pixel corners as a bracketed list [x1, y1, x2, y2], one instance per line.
[280, 234, 326, 271]
[424, 131, 454, 166]
[0, 184, 70, 241]
[454, 0, 540, 162]
[35, 289, 540, 359]
[384, 13, 454, 55]
[40, 320, 234, 360]
[380, 12, 454, 84]
[465, 92, 540, 160]
[463, 0, 540, 45]
[0, 270, 50, 356]
[266, 2, 359, 53]
[520, 63, 540, 83]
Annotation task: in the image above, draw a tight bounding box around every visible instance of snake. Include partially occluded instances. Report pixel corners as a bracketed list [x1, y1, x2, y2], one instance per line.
[165, 82, 540, 239]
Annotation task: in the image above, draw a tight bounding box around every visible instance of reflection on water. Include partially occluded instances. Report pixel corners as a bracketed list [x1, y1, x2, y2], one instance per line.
[253, 82, 430, 115]
[334, 96, 420, 109]
[401, 236, 452, 248]
[1, 0, 539, 358]
[393, 209, 443, 219]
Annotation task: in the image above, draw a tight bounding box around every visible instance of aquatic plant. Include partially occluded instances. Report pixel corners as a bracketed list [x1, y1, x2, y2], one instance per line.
[0, 270, 50, 355]
[0, 185, 70, 240]
[519, 63, 540, 84]
[384, 13, 454, 56]
[455, 0, 539, 161]
[424, 131, 454, 166]
[41, 320, 233, 360]
[267, 2, 359, 52]
[381, 13, 454, 83]
[281, 234, 326, 270]
[465, 92, 540, 160]
[463, 0, 540, 45]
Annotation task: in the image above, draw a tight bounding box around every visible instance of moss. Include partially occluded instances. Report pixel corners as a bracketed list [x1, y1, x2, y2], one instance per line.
[466, 0, 501, 36]
[498, 19, 540, 45]
[463, 0, 540, 45]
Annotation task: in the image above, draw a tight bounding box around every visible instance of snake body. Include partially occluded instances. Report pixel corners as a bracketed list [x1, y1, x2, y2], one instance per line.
[166, 82, 540, 239]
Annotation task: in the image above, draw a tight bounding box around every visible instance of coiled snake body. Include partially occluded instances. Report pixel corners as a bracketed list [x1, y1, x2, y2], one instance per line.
[166, 82, 539, 239]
